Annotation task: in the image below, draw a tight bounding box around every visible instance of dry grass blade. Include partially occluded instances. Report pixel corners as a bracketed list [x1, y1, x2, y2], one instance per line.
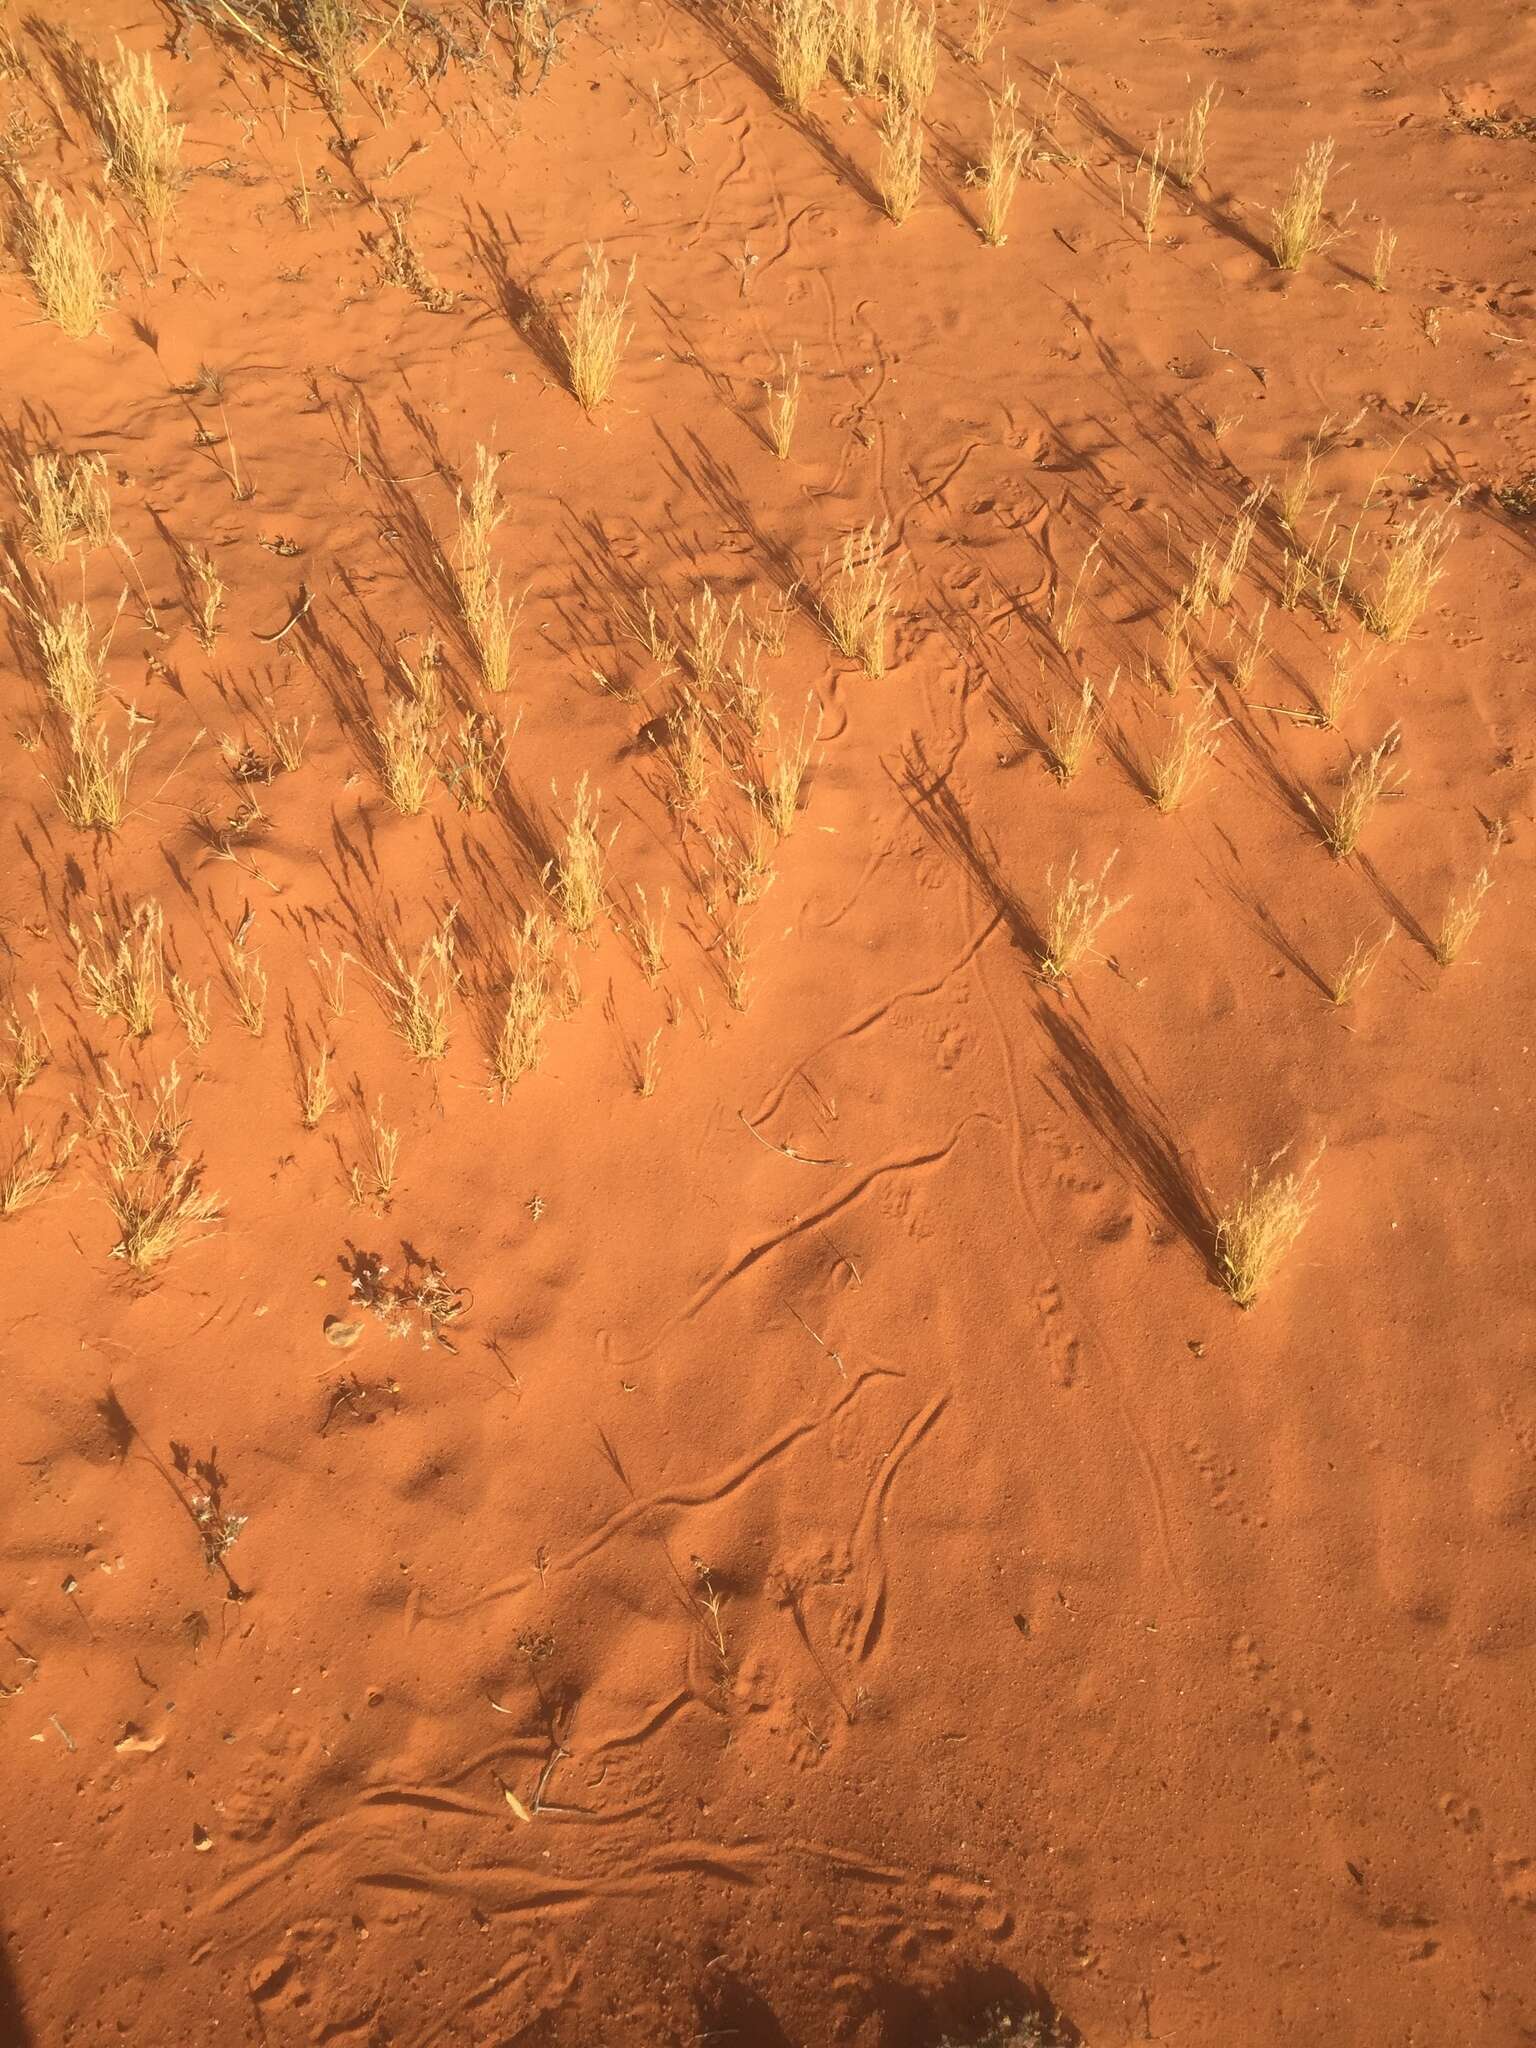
[761, 699, 820, 833]
[380, 915, 457, 1060]
[46, 711, 149, 830]
[3, 990, 51, 1099]
[224, 944, 268, 1035]
[1170, 80, 1220, 187]
[489, 912, 555, 1096]
[978, 81, 1026, 245]
[767, 347, 801, 460]
[1040, 852, 1126, 982]
[376, 699, 437, 814]
[92, 1065, 220, 1269]
[878, 93, 924, 223]
[1216, 1148, 1322, 1305]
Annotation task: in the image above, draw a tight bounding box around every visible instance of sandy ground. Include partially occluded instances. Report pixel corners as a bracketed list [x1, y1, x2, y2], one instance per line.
[1, 0, 1534, 2043]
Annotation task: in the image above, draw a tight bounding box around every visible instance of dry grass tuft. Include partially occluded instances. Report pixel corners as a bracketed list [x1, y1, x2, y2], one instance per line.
[878, 92, 924, 223]
[1310, 726, 1403, 857]
[0, 1120, 77, 1218]
[1039, 852, 1126, 982]
[1270, 138, 1340, 271]
[224, 944, 268, 1036]
[380, 915, 457, 1060]
[489, 912, 556, 1096]
[1370, 225, 1396, 291]
[74, 901, 163, 1036]
[562, 246, 635, 412]
[762, 700, 820, 833]
[93, 1065, 221, 1269]
[1434, 863, 1494, 966]
[766, 346, 802, 459]
[348, 1099, 400, 1207]
[13, 451, 111, 561]
[3, 991, 51, 1099]
[1045, 673, 1112, 783]
[376, 698, 437, 814]
[46, 708, 148, 830]
[773, 0, 835, 109]
[822, 519, 898, 675]
[1328, 924, 1394, 1004]
[549, 774, 605, 935]
[1216, 1148, 1322, 1305]
[1146, 689, 1225, 812]
[99, 41, 184, 228]
[1169, 80, 1220, 187]
[1358, 503, 1455, 642]
[11, 180, 115, 337]
[978, 81, 1027, 245]
[186, 548, 224, 649]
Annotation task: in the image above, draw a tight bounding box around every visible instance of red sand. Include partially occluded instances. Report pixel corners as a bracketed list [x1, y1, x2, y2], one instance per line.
[2, 2, 1533, 2043]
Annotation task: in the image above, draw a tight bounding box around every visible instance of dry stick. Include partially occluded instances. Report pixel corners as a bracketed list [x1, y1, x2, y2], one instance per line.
[737, 1110, 848, 1167]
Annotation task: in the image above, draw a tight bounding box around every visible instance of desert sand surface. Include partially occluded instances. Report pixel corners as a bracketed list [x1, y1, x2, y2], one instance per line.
[1, 0, 1533, 2043]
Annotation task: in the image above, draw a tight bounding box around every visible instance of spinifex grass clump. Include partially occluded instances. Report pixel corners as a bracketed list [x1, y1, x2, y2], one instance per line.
[978, 82, 1027, 245]
[1359, 504, 1456, 642]
[1039, 852, 1125, 982]
[1215, 1148, 1322, 1305]
[766, 347, 801, 459]
[549, 774, 605, 935]
[92, 1065, 221, 1270]
[1045, 674, 1112, 782]
[878, 93, 924, 223]
[562, 247, 634, 412]
[1146, 690, 1225, 812]
[73, 901, 164, 1036]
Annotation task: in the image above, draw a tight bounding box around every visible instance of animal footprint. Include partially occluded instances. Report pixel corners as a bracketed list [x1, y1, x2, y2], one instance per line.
[1440, 1792, 1483, 1835]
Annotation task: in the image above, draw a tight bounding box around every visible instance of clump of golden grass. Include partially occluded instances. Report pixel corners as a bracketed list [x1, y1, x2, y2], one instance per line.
[549, 774, 605, 935]
[399, 630, 446, 720]
[767, 347, 801, 460]
[380, 914, 457, 1060]
[25, 594, 122, 723]
[1434, 863, 1494, 966]
[1155, 596, 1193, 692]
[1146, 690, 1225, 812]
[685, 582, 737, 693]
[833, 0, 882, 92]
[668, 693, 713, 812]
[311, 946, 350, 1018]
[1358, 503, 1455, 642]
[0, 1121, 77, 1218]
[1310, 726, 1403, 857]
[349, 1100, 400, 1208]
[13, 451, 111, 561]
[1136, 130, 1169, 248]
[224, 943, 268, 1035]
[1328, 924, 1394, 1004]
[878, 92, 924, 223]
[1278, 445, 1317, 535]
[978, 82, 1027, 245]
[965, 0, 1001, 65]
[1046, 673, 1112, 782]
[1370, 226, 1396, 291]
[1270, 138, 1338, 271]
[1169, 80, 1219, 187]
[74, 902, 164, 1036]
[628, 885, 668, 983]
[98, 42, 184, 229]
[1213, 504, 1259, 606]
[93, 1065, 221, 1269]
[884, 0, 936, 107]
[11, 180, 115, 337]
[772, 0, 835, 108]
[439, 708, 507, 810]
[762, 700, 819, 832]
[822, 519, 897, 675]
[489, 912, 556, 1096]
[562, 246, 634, 412]
[187, 548, 223, 649]
[636, 1027, 662, 1098]
[3, 991, 50, 1099]
[1039, 852, 1125, 982]
[376, 699, 437, 814]
[1314, 642, 1362, 729]
[453, 448, 524, 688]
[262, 709, 313, 772]
[1215, 1148, 1322, 1306]
[168, 971, 210, 1047]
[46, 710, 149, 830]
[296, 1043, 336, 1127]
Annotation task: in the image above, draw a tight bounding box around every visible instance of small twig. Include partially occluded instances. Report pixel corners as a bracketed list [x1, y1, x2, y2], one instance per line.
[786, 1304, 845, 1377]
[737, 1111, 848, 1167]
